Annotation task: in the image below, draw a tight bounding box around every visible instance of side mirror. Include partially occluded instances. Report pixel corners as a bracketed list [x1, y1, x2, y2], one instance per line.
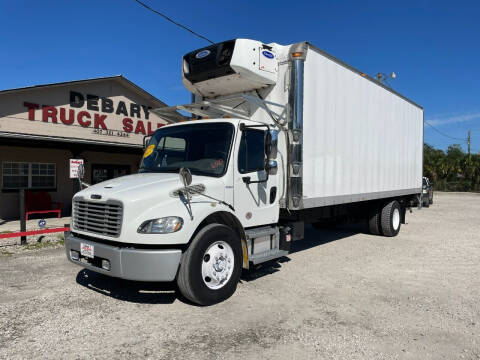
[265, 130, 278, 159]
[179, 167, 192, 187]
[266, 160, 278, 175]
[179, 167, 193, 220]
[77, 164, 85, 180]
[143, 135, 152, 150]
[76, 164, 90, 190]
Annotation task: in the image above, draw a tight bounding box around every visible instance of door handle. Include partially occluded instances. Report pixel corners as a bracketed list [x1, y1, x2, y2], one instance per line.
[242, 176, 251, 184]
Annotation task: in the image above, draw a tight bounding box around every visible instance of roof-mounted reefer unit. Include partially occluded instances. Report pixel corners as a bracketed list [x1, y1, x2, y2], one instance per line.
[182, 39, 278, 97]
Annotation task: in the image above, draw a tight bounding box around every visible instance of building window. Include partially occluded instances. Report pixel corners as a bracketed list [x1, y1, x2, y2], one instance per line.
[2, 162, 56, 190]
[91, 164, 130, 185]
[31, 163, 56, 188]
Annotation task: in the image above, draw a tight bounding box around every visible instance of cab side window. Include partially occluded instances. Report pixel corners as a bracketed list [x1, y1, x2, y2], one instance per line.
[238, 129, 265, 174]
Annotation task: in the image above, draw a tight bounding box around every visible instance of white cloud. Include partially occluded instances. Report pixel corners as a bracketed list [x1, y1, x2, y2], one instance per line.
[427, 111, 480, 126]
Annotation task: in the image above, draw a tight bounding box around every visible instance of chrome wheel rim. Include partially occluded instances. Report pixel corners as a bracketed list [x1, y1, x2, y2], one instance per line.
[392, 208, 400, 230]
[201, 241, 234, 290]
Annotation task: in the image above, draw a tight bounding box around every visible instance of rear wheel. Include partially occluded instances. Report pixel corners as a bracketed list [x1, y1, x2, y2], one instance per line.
[381, 200, 401, 237]
[429, 191, 434, 205]
[368, 206, 382, 235]
[177, 224, 242, 305]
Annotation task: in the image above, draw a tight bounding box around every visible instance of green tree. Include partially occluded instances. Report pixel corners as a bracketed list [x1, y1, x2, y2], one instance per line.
[423, 143, 479, 192]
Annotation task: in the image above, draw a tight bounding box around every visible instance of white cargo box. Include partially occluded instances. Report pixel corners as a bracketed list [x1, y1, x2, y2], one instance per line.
[299, 45, 423, 208]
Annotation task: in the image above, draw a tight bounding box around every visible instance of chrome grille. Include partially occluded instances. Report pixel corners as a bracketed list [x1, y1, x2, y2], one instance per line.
[73, 199, 123, 237]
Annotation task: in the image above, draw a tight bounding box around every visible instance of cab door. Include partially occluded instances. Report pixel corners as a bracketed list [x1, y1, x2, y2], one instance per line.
[233, 126, 279, 227]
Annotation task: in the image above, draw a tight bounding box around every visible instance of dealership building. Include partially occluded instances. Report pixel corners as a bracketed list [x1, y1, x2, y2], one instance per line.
[0, 76, 183, 220]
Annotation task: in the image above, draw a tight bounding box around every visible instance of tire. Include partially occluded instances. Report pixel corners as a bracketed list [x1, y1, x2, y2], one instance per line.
[177, 223, 243, 306]
[423, 196, 430, 208]
[381, 200, 402, 237]
[368, 206, 382, 235]
[429, 192, 433, 205]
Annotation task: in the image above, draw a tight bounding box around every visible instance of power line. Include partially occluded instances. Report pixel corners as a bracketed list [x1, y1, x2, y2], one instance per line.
[132, 0, 214, 45]
[424, 120, 467, 142]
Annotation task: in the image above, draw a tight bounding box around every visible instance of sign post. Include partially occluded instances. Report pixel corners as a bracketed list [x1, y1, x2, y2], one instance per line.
[19, 189, 26, 245]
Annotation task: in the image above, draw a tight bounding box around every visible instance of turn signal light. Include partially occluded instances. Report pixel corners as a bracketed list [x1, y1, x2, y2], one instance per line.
[291, 52, 303, 58]
[101, 259, 111, 271]
[70, 250, 79, 261]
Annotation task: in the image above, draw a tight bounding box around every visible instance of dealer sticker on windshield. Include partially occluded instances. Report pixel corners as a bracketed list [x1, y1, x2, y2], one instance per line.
[80, 243, 94, 258]
[143, 144, 155, 158]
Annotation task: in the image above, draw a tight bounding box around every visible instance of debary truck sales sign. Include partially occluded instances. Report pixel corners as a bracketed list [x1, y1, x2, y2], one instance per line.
[0, 78, 169, 146]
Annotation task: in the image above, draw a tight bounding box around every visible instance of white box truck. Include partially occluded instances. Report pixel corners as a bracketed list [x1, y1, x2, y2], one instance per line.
[66, 39, 423, 305]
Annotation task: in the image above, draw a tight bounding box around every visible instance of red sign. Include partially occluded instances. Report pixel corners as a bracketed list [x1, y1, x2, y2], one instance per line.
[22, 91, 165, 136]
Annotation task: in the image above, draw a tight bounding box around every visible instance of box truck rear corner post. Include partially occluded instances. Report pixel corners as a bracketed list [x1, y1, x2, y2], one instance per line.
[65, 39, 424, 305]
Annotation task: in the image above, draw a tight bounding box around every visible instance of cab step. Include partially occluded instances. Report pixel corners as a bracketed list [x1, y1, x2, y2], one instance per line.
[245, 226, 290, 265]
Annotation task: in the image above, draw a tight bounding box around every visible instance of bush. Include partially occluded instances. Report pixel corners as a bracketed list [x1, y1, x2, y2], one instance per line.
[424, 143, 480, 193]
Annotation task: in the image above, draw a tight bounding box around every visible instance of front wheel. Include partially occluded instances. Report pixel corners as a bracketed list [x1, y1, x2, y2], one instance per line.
[177, 223, 243, 305]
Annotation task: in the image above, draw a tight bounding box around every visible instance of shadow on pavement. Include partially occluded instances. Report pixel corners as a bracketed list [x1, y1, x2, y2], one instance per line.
[241, 222, 369, 282]
[75, 269, 182, 305]
[76, 223, 370, 299]
[291, 222, 368, 253]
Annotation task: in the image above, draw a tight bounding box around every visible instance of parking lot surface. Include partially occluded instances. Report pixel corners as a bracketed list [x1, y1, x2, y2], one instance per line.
[1, 192, 479, 359]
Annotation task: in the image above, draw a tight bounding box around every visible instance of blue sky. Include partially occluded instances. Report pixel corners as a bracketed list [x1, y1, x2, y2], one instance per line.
[1, 1, 479, 152]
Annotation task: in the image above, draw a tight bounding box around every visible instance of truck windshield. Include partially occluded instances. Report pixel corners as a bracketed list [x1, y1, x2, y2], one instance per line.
[140, 122, 234, 177]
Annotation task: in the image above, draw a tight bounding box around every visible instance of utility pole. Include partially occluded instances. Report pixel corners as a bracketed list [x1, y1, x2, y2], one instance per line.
[467, 130, 471, 156]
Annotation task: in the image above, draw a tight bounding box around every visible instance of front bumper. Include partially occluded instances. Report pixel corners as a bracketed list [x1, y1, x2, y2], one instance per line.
[65, 232, 182, 282]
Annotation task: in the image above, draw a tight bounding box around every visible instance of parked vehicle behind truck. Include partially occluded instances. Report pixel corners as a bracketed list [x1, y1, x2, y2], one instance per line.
[66, 39, 424, 305]
[422, 177, 434, 207]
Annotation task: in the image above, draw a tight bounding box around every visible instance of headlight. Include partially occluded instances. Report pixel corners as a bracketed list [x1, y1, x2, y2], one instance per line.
[137, 217, 183, 234]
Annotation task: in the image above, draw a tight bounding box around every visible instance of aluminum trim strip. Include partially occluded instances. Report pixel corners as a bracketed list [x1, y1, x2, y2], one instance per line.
[301, 188, 422, 208]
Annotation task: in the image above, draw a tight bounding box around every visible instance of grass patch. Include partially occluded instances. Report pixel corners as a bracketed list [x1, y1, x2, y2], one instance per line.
[23, 239, 65, 251]
[0, 230, 13, 234]
[0, 250, 13, 256]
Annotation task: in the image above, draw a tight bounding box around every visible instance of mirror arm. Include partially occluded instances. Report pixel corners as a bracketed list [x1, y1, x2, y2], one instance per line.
[242, 168, 270, 185]
[180, 190, 194, 221]
[143, 135, 151, 150]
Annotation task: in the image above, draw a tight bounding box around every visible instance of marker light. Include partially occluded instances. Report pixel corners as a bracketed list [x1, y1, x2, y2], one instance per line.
[101, 260, 111, 271]
[291, 52, 304, 58]
[137, 217, 184, 234]
[183, 59, 190, 74]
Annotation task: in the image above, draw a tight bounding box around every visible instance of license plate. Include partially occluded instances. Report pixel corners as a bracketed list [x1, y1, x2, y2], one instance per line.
[80, 243, 94, 258]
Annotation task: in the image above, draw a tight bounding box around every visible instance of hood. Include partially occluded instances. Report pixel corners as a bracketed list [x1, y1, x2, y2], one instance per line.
[74, 172, 226, 205]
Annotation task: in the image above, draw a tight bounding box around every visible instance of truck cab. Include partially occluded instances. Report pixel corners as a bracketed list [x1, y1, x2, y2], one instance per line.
[67, 117, 284, 305]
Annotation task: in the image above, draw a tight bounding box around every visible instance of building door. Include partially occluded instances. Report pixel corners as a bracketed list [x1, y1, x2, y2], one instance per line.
[91, 164, 130, 185]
